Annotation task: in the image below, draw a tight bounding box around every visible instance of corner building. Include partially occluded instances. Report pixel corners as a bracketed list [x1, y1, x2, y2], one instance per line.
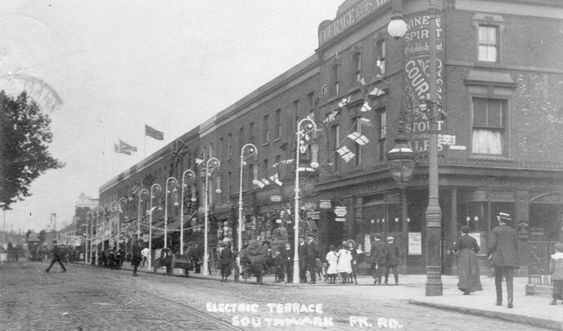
[99, 0, 563, 275]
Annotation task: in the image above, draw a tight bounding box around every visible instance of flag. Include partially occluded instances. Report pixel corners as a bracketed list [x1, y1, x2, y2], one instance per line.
[252, 179, 265, 188]
[360, 100, 372, 112]
[195, 158, 205, 165]
[145, 124, 164, 140]
[369, 87, 386, 97]
[358, 116, 374, 127]
[336, 146, 355, 163]
[114, 139, 137, 155]
[261, 178, 270, 186]
[338, 96, 351, 109]
[269, 173, 283, 186]
[347, 132, 369, 145]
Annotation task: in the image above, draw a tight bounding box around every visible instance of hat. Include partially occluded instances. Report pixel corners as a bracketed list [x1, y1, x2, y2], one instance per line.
[387, 236, 394, 241]
[52, 240, 57, 244]
[497, 212, 512, 222]
[555, 243, 563, 252]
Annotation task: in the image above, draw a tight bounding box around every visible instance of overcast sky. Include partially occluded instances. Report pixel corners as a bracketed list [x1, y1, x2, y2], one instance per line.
[1, 0, 343, 232]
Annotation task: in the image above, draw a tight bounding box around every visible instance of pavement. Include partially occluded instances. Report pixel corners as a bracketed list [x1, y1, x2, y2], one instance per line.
[115, 263, 563, 330]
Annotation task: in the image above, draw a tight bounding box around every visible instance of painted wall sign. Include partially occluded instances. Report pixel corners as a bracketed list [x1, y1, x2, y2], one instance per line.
[319, 200, 332, 209]
[402, 12, 446, 154]
[334, 206, 347, 217]
[318, 0, 390, 47]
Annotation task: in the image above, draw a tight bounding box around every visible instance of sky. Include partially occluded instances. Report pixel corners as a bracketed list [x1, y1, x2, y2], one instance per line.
[1, 0, 343, 233]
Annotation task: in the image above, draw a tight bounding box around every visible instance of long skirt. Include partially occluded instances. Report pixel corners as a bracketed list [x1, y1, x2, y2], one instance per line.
[553, 280, 563, 300]
[220, 262, 232, 277]
[457, 249, 482, 293]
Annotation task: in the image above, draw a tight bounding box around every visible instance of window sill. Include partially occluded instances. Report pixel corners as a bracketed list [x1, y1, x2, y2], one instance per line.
[273, 138, 281, 143]
[468, 154, 512, 161]
[262, 142, 270, 147]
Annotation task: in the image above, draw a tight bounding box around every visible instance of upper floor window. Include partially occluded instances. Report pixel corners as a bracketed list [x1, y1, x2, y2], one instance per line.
[239, 127, 244, 152]
[263, 115, 270, 143]
[352, 117, 362, 167]
[263, 158, 269, 178]
[331, 124, 340, 171]
[218, 137, 223, 159]
[275, 109, 282, 139]
[472, 98, 506, 155]
[352, 51, 362, 84]
[332, 63, 340, 96]
[249, 122, 255, 143]
[307, 92, 315, 112]
[478, 25, 499, 62]
[228, 133, 233, 159]
[375, 38, 386, 77]
[376, 108, 387, 160]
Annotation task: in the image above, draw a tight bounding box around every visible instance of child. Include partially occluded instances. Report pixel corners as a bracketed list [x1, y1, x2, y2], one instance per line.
[550, 243, 563, 305]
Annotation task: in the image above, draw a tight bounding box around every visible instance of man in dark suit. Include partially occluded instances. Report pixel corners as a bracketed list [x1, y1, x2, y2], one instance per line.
[488, 212, 519, 308]
[45, 240, 66, 273]
[306, 234, 319, 284]
[297, 236, 308, 283]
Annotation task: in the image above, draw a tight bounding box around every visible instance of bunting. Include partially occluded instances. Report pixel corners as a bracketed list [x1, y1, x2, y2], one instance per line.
[360, 100, 372, 112]
[338, 96, 351, 109]
[336, 146, 355, 163]
[323, 109, 340, 124]
[269, 173, 283, 186]
[369, 86, 386, 97]
[347, 132, 369, 145]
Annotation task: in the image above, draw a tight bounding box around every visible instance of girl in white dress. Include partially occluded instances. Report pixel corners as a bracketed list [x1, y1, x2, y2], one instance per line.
[336, 244, 352, 284]
[325, 245, 338, 284]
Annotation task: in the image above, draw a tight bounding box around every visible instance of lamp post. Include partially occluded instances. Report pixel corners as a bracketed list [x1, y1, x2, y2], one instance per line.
[238, 144, 258, 267]
[388, 0, 443, 296]
[93, 208, 100, 265]
[148, 183, 162, 270]
[117, 197, 128, 250]
[164, 177, 178, 249]
[292, 118, 318, 284]
[387, 123, 415, 274]
[203, 157, 220, 276]
[180, 169, 196, 255]
[138, 188, 149, 237]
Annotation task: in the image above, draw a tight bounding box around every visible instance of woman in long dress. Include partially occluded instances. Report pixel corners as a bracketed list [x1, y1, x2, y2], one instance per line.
[453, 226, 483, 294]
[336, 244, 352, 284]
[325, 245, 338, 284]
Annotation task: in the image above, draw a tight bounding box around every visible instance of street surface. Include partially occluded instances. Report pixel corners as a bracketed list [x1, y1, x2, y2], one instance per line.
[0, 261, 551, 330]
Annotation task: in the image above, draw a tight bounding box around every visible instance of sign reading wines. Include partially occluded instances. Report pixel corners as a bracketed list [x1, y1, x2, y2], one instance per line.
[402, 12, 446, 154]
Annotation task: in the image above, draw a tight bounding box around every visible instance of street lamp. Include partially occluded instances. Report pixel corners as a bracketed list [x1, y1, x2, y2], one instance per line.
[387, 0, 443, 296]
[238, 144, 258, 262]
[180, 169, 196, 255]
[387, 123, 415, 274]
[164, 177, 178, 249]
[203, 157, 220, 276]
[293, 117, 319, 284]
[148, 183, 162, 270]
[138, 188, 149, 237]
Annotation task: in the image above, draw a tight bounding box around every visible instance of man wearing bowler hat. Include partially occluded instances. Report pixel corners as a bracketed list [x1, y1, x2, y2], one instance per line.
[488, 212, 519, 308]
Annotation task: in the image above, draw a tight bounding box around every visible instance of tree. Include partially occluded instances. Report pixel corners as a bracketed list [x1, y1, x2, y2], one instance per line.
[0, 91, 64, 210]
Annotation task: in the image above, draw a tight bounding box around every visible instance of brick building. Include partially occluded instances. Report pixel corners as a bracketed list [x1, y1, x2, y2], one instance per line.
[98, 0, 563, 274]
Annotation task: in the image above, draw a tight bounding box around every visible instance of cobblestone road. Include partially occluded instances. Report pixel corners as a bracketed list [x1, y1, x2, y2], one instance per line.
[0, 262, 550, 330]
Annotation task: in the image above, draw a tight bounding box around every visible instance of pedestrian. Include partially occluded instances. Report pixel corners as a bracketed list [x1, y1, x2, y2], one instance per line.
[284, 242, 293, 283]
[298, 236, 308, 283]
[370, 234, 386, 285]
[306, 234, 319, 284]
[272, 249, 284, 283]
[487, 212, 519, 308]
[384, 236, 400, 285]
[131, 237, 143, 277]
[348, 240, 359, 284]
[45, 240, 66, 273]
[219, 242, 233, 282]
[453, 226, 482, 294]
[336, 244, 352, 284]
[161, 247, 173, 276]
[141, 244, 149, 268]
[325, 245, 338, 284]
[549, 242, 563, 305]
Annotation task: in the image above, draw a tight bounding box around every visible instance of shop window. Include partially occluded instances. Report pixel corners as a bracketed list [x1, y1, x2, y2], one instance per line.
[472, 98, 506, 155]
[478, 25, 499, 62]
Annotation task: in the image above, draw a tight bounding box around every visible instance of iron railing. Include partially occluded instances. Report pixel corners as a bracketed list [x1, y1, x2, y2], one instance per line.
[528, 241, 556, 286]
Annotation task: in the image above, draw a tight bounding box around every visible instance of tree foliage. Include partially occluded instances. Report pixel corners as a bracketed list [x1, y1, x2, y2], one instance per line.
[0, 91, 64, 210]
